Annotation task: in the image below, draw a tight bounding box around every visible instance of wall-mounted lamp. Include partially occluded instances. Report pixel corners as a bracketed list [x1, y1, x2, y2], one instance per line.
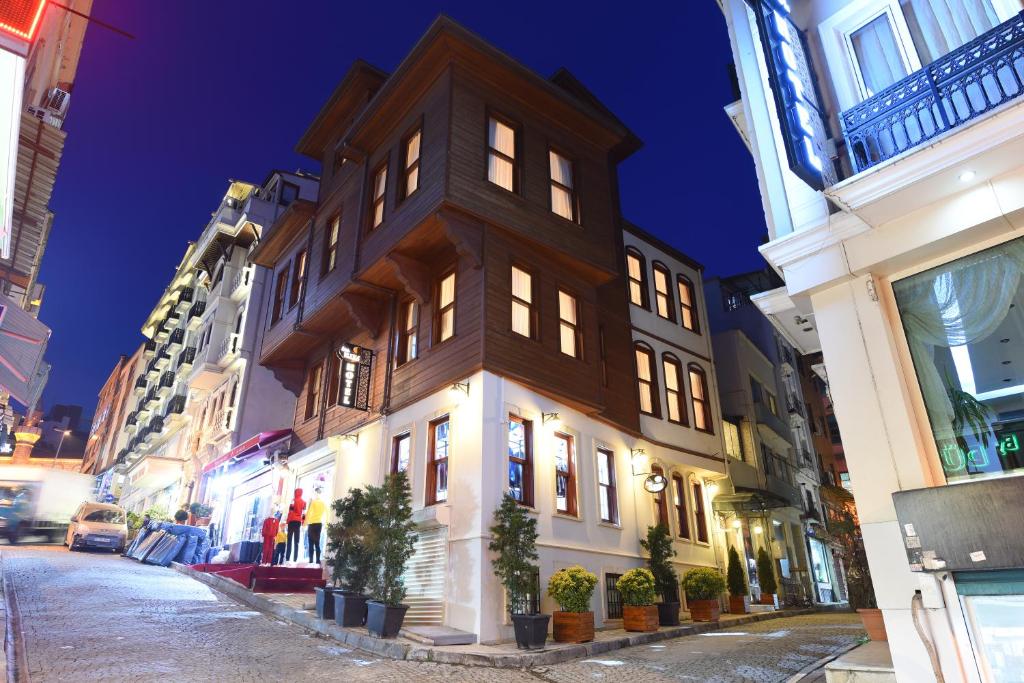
[340, 434, 359, 451]
[753, 524, 764, 535]
[706, 482, 719, 496]
[448, 382, 470, 402]
[541, 412, 561, 428]
[732, 518, 742, 529]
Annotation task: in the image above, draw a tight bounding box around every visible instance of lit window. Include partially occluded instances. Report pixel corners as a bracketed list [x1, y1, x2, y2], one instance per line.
[397, 300, 418, 366]
[597, 447, 617, 524]
[653, 263, 674, 320]
[391, 432, 411, 474]
[507, 415, 533, 507]
[689, 364, 713, 433]
[549, 149, 577, 221]
[322, 214, 340, 276]
[652, 465, 669, 528]
[511, 266, 533, 338]
[693, 480, 708, 542]
[427, 417, 449, 505]
[371, 164, 387, 228]
[663, 354, 686, 425]
[626, 249, 648, 308]
[436, 272, 455, 342]
[559, 290, 580, 358]
[402, 128, 421, 199]
[487, 116, 517, 192]
[554, 432, 577, 516]
[635, 344, 658, 416]
[304, 361, 323, 420]
[678, 276, 699, 333]
[723, 419, 744, 461]
[289, 249, 307, 310]
[672, 475, 690, 539]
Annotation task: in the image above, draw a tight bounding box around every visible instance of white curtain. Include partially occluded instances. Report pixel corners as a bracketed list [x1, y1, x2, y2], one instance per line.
[900, 0, 1000, 63]
[487, 118, 515, 191]
[851, 14, 908, 95]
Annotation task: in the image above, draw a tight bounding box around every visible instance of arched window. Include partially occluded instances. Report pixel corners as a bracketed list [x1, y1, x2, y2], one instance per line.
[652, 464, 669, 529]
[652, 262, 675, 321]
[662, 353, 687, 425]
[677, 275, 700, 333]
[625, 248, 649, 309]
[634, 343, 659, 417]
[672, 473, 690, 539]
[688, 363, 713, 433]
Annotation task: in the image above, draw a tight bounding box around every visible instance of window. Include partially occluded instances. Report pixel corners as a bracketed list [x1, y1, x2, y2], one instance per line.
[401, 128, 421, 199]
[635, 343, 658, 416]
[558, 290, 580, 358]
[652, 465, 669, 528]
[507, 415, 533, 507]
[436, 271, 456, 343]
[304, 361, 323, 421]
[427, 417, 450, 505]
[750, 377, 763, 404]
[321, 214, 340, 277]
[487, 115, 517, 192]
[391, 432, 411, 474]
[288, 249, 307, 310]
[554, 432, 577, 516]
[678, 276, 700, 333]
[271, 266, 289, 324]
[370, 163, 387, 228]
[653, 263, 674, 320]
[723, 419, 744, 461]
[280, 182, 299, 206]
[766, 391, 779, 416]
[397, 300, 418, 366]
[850, 13, 910, 96]
[625, 248, 648, 308]
[689, 364, 712, 433]
[692, 480, 708, 542]
[605, 574, 623, 619]
[510, 266, 534, 338]
[663, 354, 686, 425]
[326, 352, 340, 407]
[672, 474, 690, 539]
[596, 447, 617, 524]
[549, 149, 577, 222]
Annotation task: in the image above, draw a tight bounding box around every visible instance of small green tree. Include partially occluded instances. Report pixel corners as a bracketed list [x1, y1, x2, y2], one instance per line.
[727, 546, 748, 597]
[489, 493, 540, 615]
[757, 547, 777, 595]
[326, 488, 374, 593]
[680, 567, 726, 601]
[640, 524, 679, 602]
[617, 568, 657, 606]
[547, 566, 598, 613]
[366, 471, 417, 606]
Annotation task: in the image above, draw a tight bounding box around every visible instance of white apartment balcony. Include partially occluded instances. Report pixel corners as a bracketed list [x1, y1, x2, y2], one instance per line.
[174, 287, 194, 314]
[156, 370, 176, 398]
[132, 376, 147, 397]
[216, 332, 240, 368]
[228, 266, 253, 303]
[185, 300, 206, 331]
[176, 346, 196, 373]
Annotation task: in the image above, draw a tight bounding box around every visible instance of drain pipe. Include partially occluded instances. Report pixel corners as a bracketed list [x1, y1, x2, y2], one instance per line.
[911, 591, 945, 683]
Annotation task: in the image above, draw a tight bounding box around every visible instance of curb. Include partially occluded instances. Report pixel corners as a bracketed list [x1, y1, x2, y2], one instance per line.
[784, 640, 863, 683]
[1, 555, 29, 683]
[171, 562, 814, 668]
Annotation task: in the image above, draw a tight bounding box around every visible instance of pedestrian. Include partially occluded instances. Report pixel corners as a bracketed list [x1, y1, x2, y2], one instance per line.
[174, 508, 189, 524]
[305, 488, 326, 565]
[260, 513, 279, 565]
[272, 517, 287, 566]
[285, 488, 306, 563]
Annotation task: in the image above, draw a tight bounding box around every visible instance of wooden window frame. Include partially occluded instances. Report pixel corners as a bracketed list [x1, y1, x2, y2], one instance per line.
[558, 288, 582, 359]
[507, 415, 534, 508]
[553, 431, 577, 517]
[672, 474, 690, 540]
[271, 264, 289, 325]
[369, 161, 388, 230]
[652, 262, 675, 322]
[485, 111, 520, 194]
[692, 479, 709, 543]
[396, 299, 418, 366]
[677, 275, 700, 333]
[625, 248, 650, 309]
[320, 213, 340, 278]
[304, 361, 323, 421]
[288, 248, 307, 311]
[325, 350, 340, 407]
[399, 125, 422, 201]
[426, 416, 450, 506]
[547, 146, 579, 223]
[652, 464, 669, 529]
[510, 265, 536, 339]
[689, 363, 714, 434]
[391, 432, 411, 475]
[662, 353, 688, 426]
[434, 269, 456, 344]
[596, 447, 618, 524]
[635, 342, 660, 418]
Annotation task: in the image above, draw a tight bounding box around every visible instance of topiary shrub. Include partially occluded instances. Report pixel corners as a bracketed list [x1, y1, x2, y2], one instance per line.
[757, 547, 777, 595]
[681, 567, 726, 601]
[326, 487, 374, 593]
[365, 471, 417, 606]
[547, 566, 597, 613]
[489, 493, 540, 615]
[727, 546, 748, 597]
[617, 568, 657, 607]
[640, 524, 678, 602]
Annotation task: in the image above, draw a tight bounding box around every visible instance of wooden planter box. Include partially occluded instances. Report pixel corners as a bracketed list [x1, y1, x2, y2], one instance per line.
[729, 595, 750, 614]
[857, 608, 887, 641]
[688, 599, 721, 622]
[623, 605, 659, 632]
[552, 611, 594, 643]
[760, 593, 777, 606]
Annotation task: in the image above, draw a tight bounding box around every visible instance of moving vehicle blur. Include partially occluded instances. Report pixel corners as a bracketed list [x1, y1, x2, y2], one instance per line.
[0, 467, 94, 543]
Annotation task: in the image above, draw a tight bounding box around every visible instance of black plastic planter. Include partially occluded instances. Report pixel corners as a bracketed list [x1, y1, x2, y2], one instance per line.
[333, 592, 369, 627]
[511, 613, 550, 650]
[315, 587, 337, 621]
[657, 601, 681, 626]
[365, 600, 409, 638]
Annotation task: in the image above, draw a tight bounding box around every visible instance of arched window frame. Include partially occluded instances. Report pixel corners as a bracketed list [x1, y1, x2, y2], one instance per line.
[625, 247, 650, 310]
[634, 342, 660, 418]
[688, 362, 713, 434]
[662, 353, 688, 426]
[677, 275, 700, 334]
[652, 261, 675, 322]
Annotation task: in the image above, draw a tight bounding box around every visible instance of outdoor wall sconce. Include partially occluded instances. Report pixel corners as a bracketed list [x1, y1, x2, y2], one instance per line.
[340, 434, 359, 451]
[732, 518, 743, 529]
[628, 448, 667, 494]
[448, 381, 470, 401]
[541, 412, 560, 426]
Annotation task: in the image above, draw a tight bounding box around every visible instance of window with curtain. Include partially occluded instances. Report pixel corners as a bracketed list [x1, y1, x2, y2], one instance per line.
[672, 474, 690, 539]
[653, 263, 674, 320]
[508, 415, 533, 507]
[511, 266, 533, 338]
[626, 249, 648, 308]
[597, 447, 617, 524]
[635, 344, 658, 416]
[304, 361, 323, 420]
[652, 465, 669, 528]
[724, 419, 744, 461]
[487, 115, 517, 192]
[893, 237, 1024, 483]
[371, 164, 387, 228]
[397, 300, 418, 366]
[559, 290, 580, 358]
[899, 0, 1001, 65]
[436, 271, 456, 343]
[554, 432, 577, 516]
[402, 128, 421, 199]
[326, 351, 340, 407]
[663, 354, 686, 425]
[689, 364, 713, 433]
[391, 432, 411, 474]
[549, 149, 577, 222]
[272, 266, 289, 324]
[427, 417, 450, 505]
[322, 214, 340, 277]
[692, 480, 709, 542]
[678, 276, 699, 333]
[289, 249, 307, 310]
[850, 13, 909, 96]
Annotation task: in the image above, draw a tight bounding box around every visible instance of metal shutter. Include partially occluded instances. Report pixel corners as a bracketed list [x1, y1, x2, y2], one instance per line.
[402, 526, 447, 625]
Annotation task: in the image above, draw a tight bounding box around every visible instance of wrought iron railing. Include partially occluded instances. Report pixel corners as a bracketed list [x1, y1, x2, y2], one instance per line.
[159, 371, 175, 389]
[126, 412, 138, 426]
[188, 300, 206, 321]
[841, 11, 1024, 174]
[143, 340, 157, 356]
[176, 346, 196, 369]
[169, 328, 185, 347]
[165, 394, 187, 416]
[134, 377, 147, 391]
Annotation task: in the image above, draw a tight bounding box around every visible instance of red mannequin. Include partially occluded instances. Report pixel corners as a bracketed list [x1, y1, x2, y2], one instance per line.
[260, 514, 280, 565]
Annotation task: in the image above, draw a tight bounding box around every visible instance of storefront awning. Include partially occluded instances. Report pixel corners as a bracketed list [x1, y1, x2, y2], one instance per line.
[202, 429, 291, 474]
[712, 488, 791, 513]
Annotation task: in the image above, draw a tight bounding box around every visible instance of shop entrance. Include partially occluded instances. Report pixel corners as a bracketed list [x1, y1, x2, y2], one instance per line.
[403, 526, 447, 626]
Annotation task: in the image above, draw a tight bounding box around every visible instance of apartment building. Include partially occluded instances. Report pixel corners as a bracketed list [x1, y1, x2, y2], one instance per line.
[719, 0, 1024, 680]
[239, 17, 727, 644]
[82, 347, 144, 499]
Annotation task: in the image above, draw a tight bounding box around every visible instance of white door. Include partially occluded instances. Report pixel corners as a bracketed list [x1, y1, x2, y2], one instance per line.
[402, 526, 447, 626]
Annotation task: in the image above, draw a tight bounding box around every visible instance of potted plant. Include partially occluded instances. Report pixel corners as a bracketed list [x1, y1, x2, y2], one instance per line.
[640, 524, 680, 625]
[188, 502, 213, 525]
[364, 471, 417, 638]
[547, 565, 597, 643]
[756, 547, 778, 606]
[831, 503, 885, 640]
[489, 494, 548, 649]
[727, 546, 750, 614]
[618, 568, 659, 632]
[324, 488, 374, 624]
[681, 567, 725, 622]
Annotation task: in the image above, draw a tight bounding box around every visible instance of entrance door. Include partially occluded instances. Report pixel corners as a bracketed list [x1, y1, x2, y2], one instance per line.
[402, 526, 447, 626]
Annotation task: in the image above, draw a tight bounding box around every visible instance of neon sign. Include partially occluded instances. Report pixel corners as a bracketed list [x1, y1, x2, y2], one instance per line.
[0, 0, 47, 43]
[336, 343, 372, 411]
[939, 431, 1023, 477]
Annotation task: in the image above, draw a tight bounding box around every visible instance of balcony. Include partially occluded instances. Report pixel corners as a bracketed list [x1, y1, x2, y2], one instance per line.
[176, 346, 196, 372]
[142, 340, 157, 358]
[154, 322, 170, 343]
[133, 377, 147, 396]
[175, 287, 194, 314]
[157, 371, 175, 397]
[186, 300, 206, 330]
[841, 12, 1024, 174]
[144, 416, 165, 443]
[115, 449, 129, 467]
[124, 412, 138, 434]
[229, 267, 252, 302]
[154, 349, 172, 370]
[168, 328, 185, 352]
[145, 358, 159, 380]
[754, 400, 792, 442]
[143, 387, 158, 409]
[786, 397, 805, 418]
[136, 400, 151, 420]
[164, 394, 187, 422]
[217, 332, 240, 367]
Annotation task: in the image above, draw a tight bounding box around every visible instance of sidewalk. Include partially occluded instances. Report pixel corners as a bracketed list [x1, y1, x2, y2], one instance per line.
[172, 562, 815, 668]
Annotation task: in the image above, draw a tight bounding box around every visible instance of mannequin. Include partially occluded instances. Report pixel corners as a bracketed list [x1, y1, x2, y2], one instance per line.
[260, 512, 280, 565]
[305, 487, 326, 565]
[285, 488, 306, 563]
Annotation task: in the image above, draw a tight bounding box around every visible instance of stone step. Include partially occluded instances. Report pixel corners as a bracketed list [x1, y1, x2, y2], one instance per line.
[400, 625, 477, 646]
[825, 642, 896, 683]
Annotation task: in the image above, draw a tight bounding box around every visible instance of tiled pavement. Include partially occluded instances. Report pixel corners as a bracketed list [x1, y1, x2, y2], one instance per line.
[2, 545, 864, 682]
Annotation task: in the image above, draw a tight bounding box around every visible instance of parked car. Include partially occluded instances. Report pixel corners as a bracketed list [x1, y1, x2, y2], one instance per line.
[65, 503, 128, 552]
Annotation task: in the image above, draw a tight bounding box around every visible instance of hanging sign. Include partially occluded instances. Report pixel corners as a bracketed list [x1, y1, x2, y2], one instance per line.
[752, 0, 837, 191]
[0, 49, 24, 260]
[336, 343, 373, 411]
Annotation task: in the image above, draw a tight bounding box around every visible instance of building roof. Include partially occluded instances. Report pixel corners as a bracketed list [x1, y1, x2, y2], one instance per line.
[622, 220, 704, 272]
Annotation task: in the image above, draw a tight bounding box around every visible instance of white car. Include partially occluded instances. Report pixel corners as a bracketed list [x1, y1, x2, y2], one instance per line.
[65, 503, 128, 553]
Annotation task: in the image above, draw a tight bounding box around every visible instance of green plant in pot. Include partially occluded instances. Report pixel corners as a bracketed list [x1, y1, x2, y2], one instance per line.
[547, 565, 597, 643]
[618, 567, 659, 632]
[756, 547, 778, 607]
[681, 567, 726, 622]
[640, 524, 680, 625]
[489, 493, 548, 649]
[188, 502, 213, 523]
[831, 504, 884, 640]
[324, 487, 374, 625]
[364, 471, 417, 638]
[726, 546, 750, 614]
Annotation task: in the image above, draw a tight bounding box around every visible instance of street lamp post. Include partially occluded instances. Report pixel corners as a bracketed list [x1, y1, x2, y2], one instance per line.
[52, 429, 71, 468]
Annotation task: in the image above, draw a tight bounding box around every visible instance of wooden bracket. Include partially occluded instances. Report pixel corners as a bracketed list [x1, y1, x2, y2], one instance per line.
[438, 211, 483, 269]
[339, 291, 385, 338]
[385, 252, 432, 304]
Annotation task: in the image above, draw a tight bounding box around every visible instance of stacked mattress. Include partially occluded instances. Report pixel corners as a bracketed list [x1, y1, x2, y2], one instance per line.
[123, 522, 212, 567]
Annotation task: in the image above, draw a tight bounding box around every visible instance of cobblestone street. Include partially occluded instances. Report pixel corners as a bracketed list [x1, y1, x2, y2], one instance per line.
[3, 546, 864, 682]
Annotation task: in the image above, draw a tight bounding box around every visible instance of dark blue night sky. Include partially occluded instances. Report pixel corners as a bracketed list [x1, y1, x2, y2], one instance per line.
[39, 1, 767, 413]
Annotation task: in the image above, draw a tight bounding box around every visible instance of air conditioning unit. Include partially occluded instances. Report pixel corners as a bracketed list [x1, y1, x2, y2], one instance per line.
[44, 88, 70, 116]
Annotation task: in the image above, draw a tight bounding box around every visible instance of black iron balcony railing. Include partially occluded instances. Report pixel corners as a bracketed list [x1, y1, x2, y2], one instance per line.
[134, 377, 147, 391]
[126, 411, 138, 426]
[143, 339, 157, 357]
[188, 300, 206, 320]
[159, 371, 175, 389]
[165, 394, 186, 416]
[149, 416, 165, 435]
[168, 328, 185, 347]
[842, 11, 1024, 174]
[177, 287, 194, 308]
[176, 346, 197, 369]
[143, 388, 158, 407]
[116, 449, 129, 466]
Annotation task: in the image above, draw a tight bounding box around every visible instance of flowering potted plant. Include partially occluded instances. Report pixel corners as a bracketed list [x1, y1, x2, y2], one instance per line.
[641, 524, 680, 625]
[547, 565, 597, 643]
[681, 567, 725, 622]
[726, 546, 750, 614]
[618, 567, 659, 632]
[756, 547, 778, 606]
[325, 488, 374, 625]
[364, 472, 417, 638]
[489, 494, 548, 649]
